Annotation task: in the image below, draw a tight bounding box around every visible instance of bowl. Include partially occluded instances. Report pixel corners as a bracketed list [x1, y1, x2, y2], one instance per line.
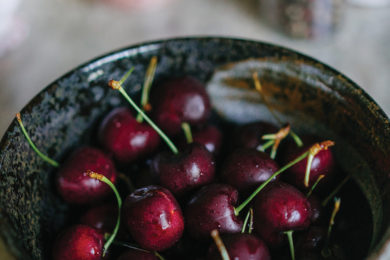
[0, 37, 389, 259]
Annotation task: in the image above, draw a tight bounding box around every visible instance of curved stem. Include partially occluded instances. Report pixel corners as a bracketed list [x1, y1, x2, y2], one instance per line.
[211, 230, 230, 260]
[290, 131, 303, 147]
[257, 140, 274, 152]
[234, 150, 310, 215]
[322, 198, 341, 257]
[181, 122, 193, 144]
[86, 171, 122, 256]
[248, 208, 254, 234]
[16, 113, 59, 167]
[154, 251, 165, 260]
[241, 209, 251, 233]
[306, 175, 325, 198]
[109, 69, 178, 154]
[137, 56, 158, 123]
[304, 154, 315, 188]
[284, 230, 295, 260]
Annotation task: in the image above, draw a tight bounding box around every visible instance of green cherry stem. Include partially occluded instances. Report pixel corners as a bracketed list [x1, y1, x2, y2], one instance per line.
[136, 56, 158, 123]
[87, 170, 122, 256]
[322, 198, 341, 257]
[109, 70, 178, 155]
[16, 113, 59, 167]
[181, 122, 193, 144]
[322, 175, 350, 207]
[306, 175, 325, 198]
[241, 209, 251, 233]
[248, 208, 254, 234]
[284, 230, 295, 260]
[234, 140, 335, 216]
[211, 229, 230, 260]
[257, 140, 274, 152]
[290, 131, 303, 147]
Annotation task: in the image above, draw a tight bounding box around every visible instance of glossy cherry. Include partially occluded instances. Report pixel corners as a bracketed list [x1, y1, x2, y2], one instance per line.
[56, 146, 117, 204]
[232, 121, 278, 149]
[220, 148, 279, 194]
[98, 107, 160, 164]
[178, 125, 223, 156]
[117, 249, 159, 260]
[123, 185, 184, 251]
[153, 143, 215, 196]
[185, 184, 243, 239]
[207, 233, 271, 260]
[254, 182, 311, 247]
[281, 136, 335, 189]
[52, 225, 104, 260]
[150, 77, 211, 135]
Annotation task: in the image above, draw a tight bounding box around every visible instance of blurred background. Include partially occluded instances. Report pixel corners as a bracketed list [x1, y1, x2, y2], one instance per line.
[0, 0, 389, 258]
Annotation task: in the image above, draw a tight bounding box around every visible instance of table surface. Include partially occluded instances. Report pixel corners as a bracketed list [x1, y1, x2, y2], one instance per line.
[0, 0, 389, 258]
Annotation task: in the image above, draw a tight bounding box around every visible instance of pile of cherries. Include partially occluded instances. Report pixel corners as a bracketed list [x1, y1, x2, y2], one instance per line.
[18, 59, 347, 260]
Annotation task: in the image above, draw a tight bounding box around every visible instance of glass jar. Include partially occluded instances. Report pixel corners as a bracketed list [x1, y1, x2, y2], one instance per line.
[258, 0, 344, 39]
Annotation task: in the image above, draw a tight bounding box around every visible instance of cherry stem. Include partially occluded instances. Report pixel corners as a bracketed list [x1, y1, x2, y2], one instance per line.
[290, 131, 303, 147]
[136, 56, 158, 123]
[234, 150, 309, 215]
[16, 113, 59, 167]
[86, 170, 122, 257]
[304, 154, 315, 188]
[262, 124, 290, 159]
[181, 122, 193, 144]
[109, 68, 178, 154]
[118, 172, 135, 193]
[248, 208, 254, 234]
[322, 198, 341, 257]
[306, 175, 325, 198]
[211, 229, 230, 260]
[322, 175, 350, 207]
[257, 140, 274, 152]
[284, 230, 295, 260]
[241, 209, 251, 233]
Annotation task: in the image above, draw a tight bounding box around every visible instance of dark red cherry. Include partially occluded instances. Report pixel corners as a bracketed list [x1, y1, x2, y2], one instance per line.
[185, 184, 243, 239]
[308, 195, 323, 224]
[254, 182, 311, 247]
[79, 204, 117, 235]
[98, 107, 160, 164]
[52, 225, 103, 260]
[153, 143, 215, 196]
[178, 125, 223, 156]
[281, 136, 335, 189]
[207, 233, 271, 260]
[233, 121, 278, 149]
[56, 146, 117, 204]
[150, 77, 211, 135]
[220, 148, 279, 194]
[117, 249, 158, 260]
[297, 226, 326, 251]
[123, 185, 184, 251]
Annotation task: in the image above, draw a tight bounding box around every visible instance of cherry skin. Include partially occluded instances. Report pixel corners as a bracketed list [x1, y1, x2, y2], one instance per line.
[220, 148, 279, 194]
[150, 77, 211, 135]
[297, 226, 326, 251]
[79, 204, 117, 235]
[185, 184, 243, 239]
[52, 225, 103, 260]
[123, 185, 184, 251]
[232, 121, 278, 149]
[153, 143, 215, 196]
[254, 182, 311, 247]
[178, 125, 223, 156]
[207, 233, 271, 260]
[280, 136, 335, 189]
[98, 107, 160, 164]
[56, 146, 117, 204]
[117, 249, 158, 260]
[308, 195, 323, 224]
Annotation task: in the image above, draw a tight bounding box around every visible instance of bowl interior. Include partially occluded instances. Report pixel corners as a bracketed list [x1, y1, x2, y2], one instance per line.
[0, 37, 389, 259]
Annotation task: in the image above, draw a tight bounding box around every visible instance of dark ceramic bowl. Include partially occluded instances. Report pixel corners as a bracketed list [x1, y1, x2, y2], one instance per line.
[0, 37, 389, 259]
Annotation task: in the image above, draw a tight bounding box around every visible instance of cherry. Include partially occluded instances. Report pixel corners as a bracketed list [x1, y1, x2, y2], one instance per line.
[280, 136, 335, 189]
[153, 142, 215, 196]
[232, 121, 278, 149]
[178, 125, 223, 156]
[56, 146, 117, 204]
[150, 77, 211, 135]
[52, 225, 104, 260]
[297, 226, 326, 251]
[117, 249, 159, 260]
[79, 204, 117, 235]
[220, 148, 279, 194]
[98, 107, 160, 164]
[308, 195, 323, 224]
[207, 233, 271, 260]
[253, 182, 311, 247]
[123, 185, 184, 251]
[185, 184, 243, 239]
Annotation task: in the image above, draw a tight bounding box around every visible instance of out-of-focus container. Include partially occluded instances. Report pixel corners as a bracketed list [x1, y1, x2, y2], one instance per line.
[258, 0, 344, 39]
[347, 0, 390, 7]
